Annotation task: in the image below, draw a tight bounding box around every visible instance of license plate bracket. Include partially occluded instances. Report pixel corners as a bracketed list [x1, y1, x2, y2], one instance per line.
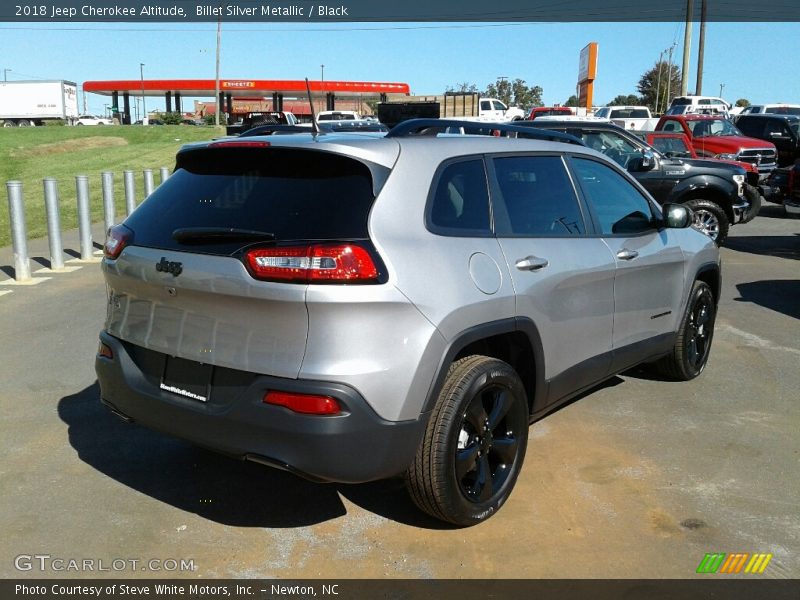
[160, 356, 212, 403]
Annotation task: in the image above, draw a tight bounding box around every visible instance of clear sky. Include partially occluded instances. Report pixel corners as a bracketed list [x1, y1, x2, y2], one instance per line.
[1, 20, 798, 114]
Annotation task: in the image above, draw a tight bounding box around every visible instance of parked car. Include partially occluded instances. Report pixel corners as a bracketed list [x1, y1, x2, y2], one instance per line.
[75, 114, 113, 126]
[763, 163, 800, 217]
[734, 114, 800, 167]
[527, 106, 574, 120]
[95, 119, 719, 526]
[738, 104, 800, 116]
[666, 95, 731, 117]
[518, 119, 753, 245]
[637, 131, 761, 185]
[656, 114, 778, 177]
[225, 111, 298, 135]
[316, 110, 360, 121]
[593, 106, 658, 130]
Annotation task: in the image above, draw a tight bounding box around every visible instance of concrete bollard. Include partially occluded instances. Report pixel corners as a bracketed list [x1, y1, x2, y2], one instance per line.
[143, 169, 154, 199]
[75, 175, 93, 260]
[124, 170, 136, 215]
[101, 171, 115, 234]
[159, 167, 170, 185]
[43, 178, 65, 270]
[6, 181, 31, 281]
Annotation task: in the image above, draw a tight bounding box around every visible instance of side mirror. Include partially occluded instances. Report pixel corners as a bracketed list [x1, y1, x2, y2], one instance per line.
[663, 203, 692, 229]
[628, 149, 656, 172]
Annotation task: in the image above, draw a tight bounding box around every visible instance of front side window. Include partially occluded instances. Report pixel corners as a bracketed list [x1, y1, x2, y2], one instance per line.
[571, 130, 642, 169]
[428, 159, 491, 235]
[492, 100, 507, 111]
[571, 158, 656, 236]
[493, 156, 585, 237]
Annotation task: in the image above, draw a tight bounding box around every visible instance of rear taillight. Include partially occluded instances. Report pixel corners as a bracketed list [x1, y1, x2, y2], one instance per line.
[104, 224, 133, 259]
[263, 391, 341, 415]
[245, 243, 378, 283]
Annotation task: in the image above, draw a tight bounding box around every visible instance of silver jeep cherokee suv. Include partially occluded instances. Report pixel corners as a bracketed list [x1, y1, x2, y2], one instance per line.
[96, 120, 720, 526]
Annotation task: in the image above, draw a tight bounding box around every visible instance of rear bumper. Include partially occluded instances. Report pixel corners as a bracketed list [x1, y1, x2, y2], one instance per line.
[95, 331, 427, 483]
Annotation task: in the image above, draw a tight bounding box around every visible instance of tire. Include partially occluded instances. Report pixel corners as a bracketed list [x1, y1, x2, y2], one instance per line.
[2, 120, 16, 128]
[406, 355, 529, 526]
[17, 119, 32, 127]
[654, 281, 716, 381]
[685, 199, 729, 246]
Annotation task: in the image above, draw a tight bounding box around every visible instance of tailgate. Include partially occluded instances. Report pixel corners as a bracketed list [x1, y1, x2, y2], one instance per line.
[104, 246, 308, 378]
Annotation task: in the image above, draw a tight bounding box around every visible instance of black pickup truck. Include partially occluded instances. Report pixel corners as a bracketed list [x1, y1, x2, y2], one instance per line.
[225, 111, 298, 136]
[519, 120, 756, 245]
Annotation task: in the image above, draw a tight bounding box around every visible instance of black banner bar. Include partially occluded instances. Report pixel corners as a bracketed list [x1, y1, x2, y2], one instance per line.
[3, 579, 800, 600]
[2, 0, 800, 22]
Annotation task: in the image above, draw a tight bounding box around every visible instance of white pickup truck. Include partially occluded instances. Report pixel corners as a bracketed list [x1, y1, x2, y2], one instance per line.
[594, 105, 659, 131]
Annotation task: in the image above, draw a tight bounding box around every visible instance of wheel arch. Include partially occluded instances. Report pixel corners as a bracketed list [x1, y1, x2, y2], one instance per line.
[670, 176, 737, 222]
[421, 318, 546, 417]
[694, 262, 722, 306]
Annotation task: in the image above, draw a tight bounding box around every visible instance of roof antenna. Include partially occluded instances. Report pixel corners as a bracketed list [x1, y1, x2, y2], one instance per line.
[305, 77, 321, 135]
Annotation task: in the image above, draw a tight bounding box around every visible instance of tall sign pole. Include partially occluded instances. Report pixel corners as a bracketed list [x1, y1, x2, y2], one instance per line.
[695, 0, 707, 95]
[577, 42, 598, 113]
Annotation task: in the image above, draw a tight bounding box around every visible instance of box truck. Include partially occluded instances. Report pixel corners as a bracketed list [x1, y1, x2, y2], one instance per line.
[0, 80, 80, 127]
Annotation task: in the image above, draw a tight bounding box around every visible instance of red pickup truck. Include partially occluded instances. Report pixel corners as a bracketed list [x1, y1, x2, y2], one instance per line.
[655, 115, 777, 177]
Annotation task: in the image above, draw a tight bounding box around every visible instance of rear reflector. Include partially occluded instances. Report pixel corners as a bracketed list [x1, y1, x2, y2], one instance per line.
[245, 243, 378, 283]
[97, 342, 113, 359]
[104, 224, 133, 259]
[263, 391, 341, 415]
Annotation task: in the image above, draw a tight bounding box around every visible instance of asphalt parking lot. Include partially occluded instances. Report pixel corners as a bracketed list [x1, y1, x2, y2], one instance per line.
[0, 207, 798, 580]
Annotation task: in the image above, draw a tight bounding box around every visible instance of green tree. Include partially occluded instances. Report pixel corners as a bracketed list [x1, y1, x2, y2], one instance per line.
[609, 94, 642, 106]
[564, 95, 580, 107]
[637, 60, 681, 113]
[484, 77, 542, 110]
[446, 82, 479, 93]
[735, 98, 751, 108]
[160, 111, 184, 125]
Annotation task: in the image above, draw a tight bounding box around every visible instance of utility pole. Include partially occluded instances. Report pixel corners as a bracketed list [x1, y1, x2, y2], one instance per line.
[320, 64, 325, 112]
[139, 63, 146, 123]
[2, 68, 10, 81]
[695, 0, 707, 95]
[719, 83, 725, 98]
[654, 50, 665, 114]
[680, 0, 694, 96]
[666, 44, 676, 109]
[214, 15, 221, 126]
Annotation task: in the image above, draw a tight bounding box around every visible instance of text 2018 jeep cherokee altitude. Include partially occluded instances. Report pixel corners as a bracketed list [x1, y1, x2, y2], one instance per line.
[96, 120, 720, 526]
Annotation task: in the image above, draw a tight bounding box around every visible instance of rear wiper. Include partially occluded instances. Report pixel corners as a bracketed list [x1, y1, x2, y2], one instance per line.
[172, 227, 276, 244]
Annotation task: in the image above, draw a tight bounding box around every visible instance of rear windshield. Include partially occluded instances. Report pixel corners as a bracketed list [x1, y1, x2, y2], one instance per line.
[609, 109, 650, 118]
[123, 147, 380, 255]
[671, 98, 692, 106]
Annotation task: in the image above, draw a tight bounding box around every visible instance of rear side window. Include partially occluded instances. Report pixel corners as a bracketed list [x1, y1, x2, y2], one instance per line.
[123, 148, 380, 255]
[493, 156, 585, 236]
[571, 157, 655, 236]
[428, 159, 491, 235]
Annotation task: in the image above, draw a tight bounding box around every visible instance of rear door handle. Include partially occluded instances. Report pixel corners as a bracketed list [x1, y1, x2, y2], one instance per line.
[515, 256, 549, 271]
[616, 249, 639, 261]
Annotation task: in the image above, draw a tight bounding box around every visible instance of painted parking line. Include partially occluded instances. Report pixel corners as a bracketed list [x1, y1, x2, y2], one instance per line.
[0, 277, 51, 287]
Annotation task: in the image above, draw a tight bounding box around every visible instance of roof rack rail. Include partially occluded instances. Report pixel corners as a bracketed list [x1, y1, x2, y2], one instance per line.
[385, 118, 584, 146]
